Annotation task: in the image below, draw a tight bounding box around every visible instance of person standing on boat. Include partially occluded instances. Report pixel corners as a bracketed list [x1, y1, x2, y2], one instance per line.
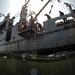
[29, 15, 35, 28]
[5, 13, 15, 30]
[5, 13, 11, 30]
[59, 11, 67, 23]
[5, 14, 15, 42]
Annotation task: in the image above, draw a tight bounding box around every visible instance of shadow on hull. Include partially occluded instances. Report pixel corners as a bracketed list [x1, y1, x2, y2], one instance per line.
[37, 44, 75, 55]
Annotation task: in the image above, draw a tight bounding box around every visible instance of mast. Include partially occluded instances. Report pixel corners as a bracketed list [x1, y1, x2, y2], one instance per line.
[20, 0, 30, 19]
[24, 0, 30, 6]
[25, 0, 26, 3]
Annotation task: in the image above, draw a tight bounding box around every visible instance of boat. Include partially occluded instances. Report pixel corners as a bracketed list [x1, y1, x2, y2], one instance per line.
[0, 0, 74, 60]
[0, 0, 75, 75]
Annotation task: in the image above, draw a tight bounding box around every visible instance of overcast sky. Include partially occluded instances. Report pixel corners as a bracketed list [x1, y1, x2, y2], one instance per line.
[0, 0, 75, 24]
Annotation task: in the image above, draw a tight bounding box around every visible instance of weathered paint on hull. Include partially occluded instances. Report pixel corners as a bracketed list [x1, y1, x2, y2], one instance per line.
[0, 13, 75, 54]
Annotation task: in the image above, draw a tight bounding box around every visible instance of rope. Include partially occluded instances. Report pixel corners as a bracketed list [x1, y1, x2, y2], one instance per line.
[0, 13, 5, 18]
[14, 11, 21, 18]
[12, 0, 30, 19]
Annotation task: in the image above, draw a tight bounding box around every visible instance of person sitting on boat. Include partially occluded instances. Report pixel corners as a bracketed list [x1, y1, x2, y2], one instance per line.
[59, 11, 67, 23]
[35, 22, 44, 33]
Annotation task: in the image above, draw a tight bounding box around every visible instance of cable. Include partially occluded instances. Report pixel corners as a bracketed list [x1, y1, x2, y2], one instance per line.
[70, 3, 75, 9]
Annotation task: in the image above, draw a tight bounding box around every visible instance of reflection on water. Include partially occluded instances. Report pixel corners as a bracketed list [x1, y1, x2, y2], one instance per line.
[0, 51, 75, 75]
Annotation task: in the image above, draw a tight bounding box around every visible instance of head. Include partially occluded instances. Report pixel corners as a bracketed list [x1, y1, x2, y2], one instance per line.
[44, 14, 47, 16]
[7, 13, 10, 17]
[59, 11, 61, 13]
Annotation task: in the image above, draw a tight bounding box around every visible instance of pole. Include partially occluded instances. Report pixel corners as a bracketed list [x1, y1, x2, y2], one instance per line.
[25, 0, 26, 3]
[34, 0, 51, 20]
[24, 0, 30, 6]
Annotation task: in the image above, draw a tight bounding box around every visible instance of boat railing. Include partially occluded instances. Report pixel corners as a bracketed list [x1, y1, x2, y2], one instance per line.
[43, 13, 75, 33]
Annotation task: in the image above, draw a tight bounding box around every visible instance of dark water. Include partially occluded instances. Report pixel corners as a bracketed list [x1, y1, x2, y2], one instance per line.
[0, 55, 75, 75]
